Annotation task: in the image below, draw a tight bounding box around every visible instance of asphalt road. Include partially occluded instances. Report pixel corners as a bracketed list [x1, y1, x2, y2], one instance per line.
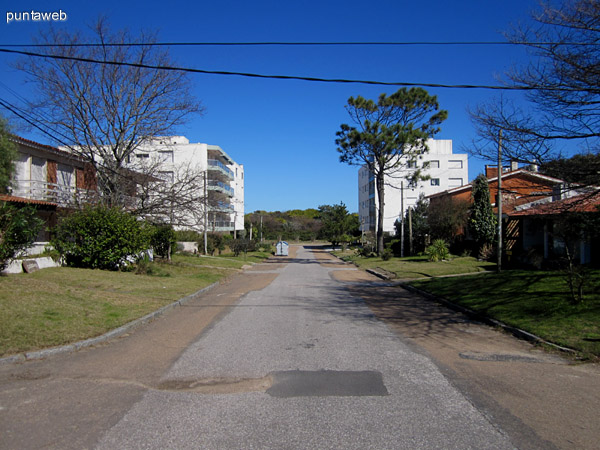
[6, 246, 596, 449]
[94, 246, 513, 449]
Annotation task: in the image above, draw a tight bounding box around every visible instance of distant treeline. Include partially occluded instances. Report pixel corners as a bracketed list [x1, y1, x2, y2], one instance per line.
[245, 209, 324, 241]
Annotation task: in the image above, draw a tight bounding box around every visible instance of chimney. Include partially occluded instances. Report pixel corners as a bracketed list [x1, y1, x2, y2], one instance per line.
[485, 165, 498, 179]
[510, 160, 519, 171]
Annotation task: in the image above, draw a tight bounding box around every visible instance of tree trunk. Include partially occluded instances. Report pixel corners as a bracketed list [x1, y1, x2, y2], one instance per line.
[376, 172, 385, 256]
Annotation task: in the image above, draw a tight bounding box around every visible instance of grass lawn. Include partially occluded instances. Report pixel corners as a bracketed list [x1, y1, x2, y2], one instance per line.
[332, 249, 495, 279]
[0, 251, 270, 357]
[172, 251, 272, 269]
[409, 270, 600, 358]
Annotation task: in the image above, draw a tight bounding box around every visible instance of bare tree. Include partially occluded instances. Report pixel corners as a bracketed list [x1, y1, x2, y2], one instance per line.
[469, 0, 600, 168]
[134, 159, 208, 231]
[16, 18, 203, 207]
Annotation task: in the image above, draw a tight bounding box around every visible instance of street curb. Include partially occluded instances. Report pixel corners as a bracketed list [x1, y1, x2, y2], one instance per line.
[401, 283, 577, 355]
[366, 268, 395, 280]
[0, 281, 220, 366]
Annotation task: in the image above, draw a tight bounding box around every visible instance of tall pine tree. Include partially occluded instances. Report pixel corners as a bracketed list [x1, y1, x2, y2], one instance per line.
[469, 175, 497, 249]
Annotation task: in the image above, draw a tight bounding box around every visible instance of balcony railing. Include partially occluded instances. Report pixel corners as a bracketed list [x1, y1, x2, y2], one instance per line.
[207, 221, 234, 232]
[207, 180, 234, 197]
[208, 159, 234, 179]
[11, 180, 98, 207]
[210, 202, 234, 212]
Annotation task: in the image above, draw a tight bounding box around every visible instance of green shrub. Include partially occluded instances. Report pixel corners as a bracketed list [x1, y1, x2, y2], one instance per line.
[382, 249, 393, 261]
[230, 239, 256, 256]
[51, 205, 151, 270]
[0, 203, 44, 271]
[257, 241, 273, 252]
[174, 229, 202, 242]
[134, 254, 171, 277]
[221, 233, 233, 251]
[426, 239, 450, 262]
[151, 224, 177, 259]
[356, 246, 374, 257]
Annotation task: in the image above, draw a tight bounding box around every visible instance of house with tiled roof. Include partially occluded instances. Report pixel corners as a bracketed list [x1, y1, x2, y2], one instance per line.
[427, 162, 599, 265]
[427, 163, 565, 214]
[1, 135, 98, 254]
[508, 189, 600, 265]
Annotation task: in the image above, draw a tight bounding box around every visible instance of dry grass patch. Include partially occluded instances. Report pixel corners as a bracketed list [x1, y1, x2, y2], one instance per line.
[0, 263, 228, 357]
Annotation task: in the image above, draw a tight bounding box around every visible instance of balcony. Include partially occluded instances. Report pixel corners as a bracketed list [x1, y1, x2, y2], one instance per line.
[208, 159, 234, 180]
[207, 180, 234, 197]
[207, 221, 234, 232]
[210, 202, 234, 213]
[11, 180, 98, 208]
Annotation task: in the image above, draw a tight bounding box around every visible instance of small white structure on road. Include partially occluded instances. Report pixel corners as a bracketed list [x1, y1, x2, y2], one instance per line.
[275, 241, 289, 256]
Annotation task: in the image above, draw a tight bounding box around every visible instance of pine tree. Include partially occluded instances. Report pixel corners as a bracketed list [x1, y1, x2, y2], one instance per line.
[469, 175, 497, 248]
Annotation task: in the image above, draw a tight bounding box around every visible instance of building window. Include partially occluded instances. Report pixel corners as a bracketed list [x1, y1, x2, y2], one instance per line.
[407, 161, 417, 169]
[158, 150, 173, 163]
[448, 178, 463, 188]
[158, 171, 174, 182]
[449, 160, 463, 169]
[430, 178, 440, 186]
[428, 160, 440, 169]
[136, 153, 150, 159]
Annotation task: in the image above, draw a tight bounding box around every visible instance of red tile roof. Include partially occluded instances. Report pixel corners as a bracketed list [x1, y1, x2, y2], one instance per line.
[0, 194, 57, 206]
[10, 135, 86, 163]
[426, 169, 564, 200]
[510, 191, 600, 216]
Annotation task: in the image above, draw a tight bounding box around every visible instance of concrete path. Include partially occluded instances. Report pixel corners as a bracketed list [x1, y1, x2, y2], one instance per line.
[95, 246, 513, 449]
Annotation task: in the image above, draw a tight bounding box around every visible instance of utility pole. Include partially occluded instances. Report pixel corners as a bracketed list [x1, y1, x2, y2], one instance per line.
[408, 206, 413, 256]
[361, 217, 365, 246]
[234, 211, 237, 239]
[497, 129, 503, 273]
[203, 171, 208, 255]
[400, 181, 405, 258]
[260, 215, 263, 242]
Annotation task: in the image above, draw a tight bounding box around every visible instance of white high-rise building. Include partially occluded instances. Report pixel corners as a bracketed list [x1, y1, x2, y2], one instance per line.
[134, 136, 244, 233]
[358, 139, 468, 233]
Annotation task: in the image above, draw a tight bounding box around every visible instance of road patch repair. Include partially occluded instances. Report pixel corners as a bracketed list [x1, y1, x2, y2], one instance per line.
[156, 370, 389, 398]
[266, 370, 389, 397]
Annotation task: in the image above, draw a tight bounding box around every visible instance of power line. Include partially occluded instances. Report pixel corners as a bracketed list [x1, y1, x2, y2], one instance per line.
[0, 97, 70, 146]
[0, 47, 535, 90]
[0, 41, 594, 47]
[0, 81, 63, 134]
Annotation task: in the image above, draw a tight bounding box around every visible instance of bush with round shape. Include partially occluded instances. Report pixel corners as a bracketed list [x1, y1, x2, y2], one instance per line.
[52, 205, 151, 270]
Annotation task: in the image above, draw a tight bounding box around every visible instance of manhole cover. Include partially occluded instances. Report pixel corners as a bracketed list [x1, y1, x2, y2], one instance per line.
[266, 370, 389, 398]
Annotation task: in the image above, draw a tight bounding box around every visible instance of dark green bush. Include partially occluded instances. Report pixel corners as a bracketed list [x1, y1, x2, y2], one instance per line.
[174, 229, 202, 242]
[382, 249, 393, 261]
[151, 224, 177, 259]
[0, 203, 44, 271]
[257, 241, 273, 252]
[51, 205, 151, 270]
[230, 239, 256, 256]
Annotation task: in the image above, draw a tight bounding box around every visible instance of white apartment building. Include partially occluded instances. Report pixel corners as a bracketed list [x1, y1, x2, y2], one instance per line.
[358, 139, 468, 233]
[134, 136, 244, 233]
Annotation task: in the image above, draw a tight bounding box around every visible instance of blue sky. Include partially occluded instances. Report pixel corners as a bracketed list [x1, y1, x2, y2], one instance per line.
[0, 0, 539, 213]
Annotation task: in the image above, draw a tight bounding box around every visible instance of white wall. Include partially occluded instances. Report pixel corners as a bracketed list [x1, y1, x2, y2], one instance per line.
[135, 137, 244, 233]
[358, 139, 468, 233]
